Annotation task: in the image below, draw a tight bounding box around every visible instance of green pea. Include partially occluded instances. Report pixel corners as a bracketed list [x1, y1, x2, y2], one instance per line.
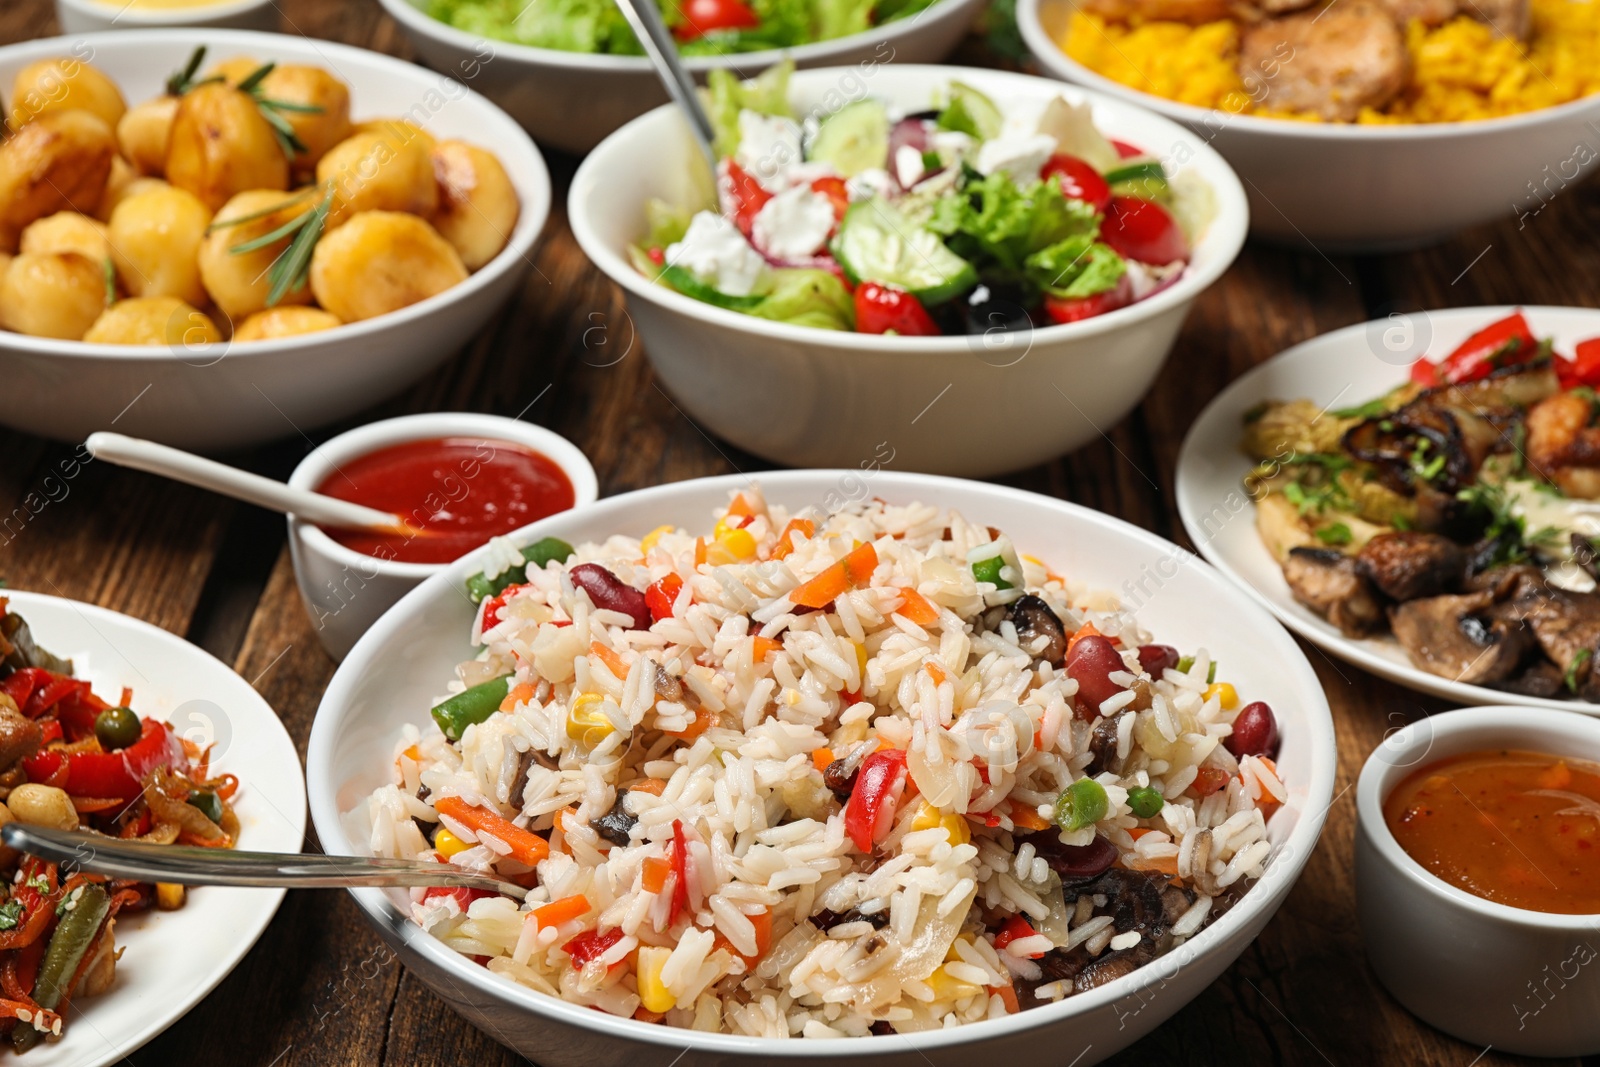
[93, 706, 141, 750]
[1054, 779, 1109, 832]
[1127, 786, 1165, 819]
[971, 555, 1013, 590]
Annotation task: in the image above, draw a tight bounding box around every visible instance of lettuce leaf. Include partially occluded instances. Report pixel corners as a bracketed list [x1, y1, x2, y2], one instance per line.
[428, 0, 641, 53]
[927, 172, 1101, 288]
[748, 268, 855, 330]
[704, 59, 795, 159]
[1025, 238, 1125, 298]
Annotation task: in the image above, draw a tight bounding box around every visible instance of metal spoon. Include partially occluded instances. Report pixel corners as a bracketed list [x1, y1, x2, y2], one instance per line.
[1, 824, 528, 901]
[610, 0, 718, 170]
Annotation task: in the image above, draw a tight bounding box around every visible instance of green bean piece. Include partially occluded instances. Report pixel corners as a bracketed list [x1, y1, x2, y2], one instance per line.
[15, 883, 110, 1050]
[463, 537, 577, 604]
[431, 674, 514, 741]
[523, 536, 576, 569]
[1054, 779, 1109, 832]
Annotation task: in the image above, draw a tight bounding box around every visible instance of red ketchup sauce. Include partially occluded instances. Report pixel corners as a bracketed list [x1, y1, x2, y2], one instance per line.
[316, 437, 574, 564]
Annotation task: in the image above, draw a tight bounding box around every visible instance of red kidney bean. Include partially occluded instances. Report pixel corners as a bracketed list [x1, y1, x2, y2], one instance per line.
[1136, 644, 1179, 677]
[569, 563, 650, 629]
[1225, 701, 1280, 760]
[1067, 635, 1127, 720]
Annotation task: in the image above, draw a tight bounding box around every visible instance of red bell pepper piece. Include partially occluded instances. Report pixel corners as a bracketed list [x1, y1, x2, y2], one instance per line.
[23, 719, 184, 803]
[1558, 337, 1600, 389]
[562, 926, 625, 967]
[993, 914, 1046, 957]
[645, 574, 684, 623]
[669, 819, 691, 926]
[1409, 357, 1441, 388]
[423, 885, 493, 912]
[480, 583, 530, 631]
[844, 749, 909, 853]
[1437, 312, 1538, 384]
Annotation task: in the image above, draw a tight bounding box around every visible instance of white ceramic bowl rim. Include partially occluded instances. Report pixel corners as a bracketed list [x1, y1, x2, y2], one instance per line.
[1357, 705, 1600, 931]
[56, 0, 271, 25]
[382, 0, 976, 72]
[0, 29, 551, 363]
[310, 468, 1338, 1056]
[288, 412, 599, 581]
[572, 64, 1249, 352]
[1016, 0, 1600, 143]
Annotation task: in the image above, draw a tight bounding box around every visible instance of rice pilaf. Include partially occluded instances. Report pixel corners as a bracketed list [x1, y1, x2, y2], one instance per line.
[361, 489, 1286, 1036]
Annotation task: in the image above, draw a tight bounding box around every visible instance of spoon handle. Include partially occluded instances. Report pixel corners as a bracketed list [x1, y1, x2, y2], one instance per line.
[611, 0, 719, 170]
[86, 432, 409, 534]
[1, 824, 528, 901]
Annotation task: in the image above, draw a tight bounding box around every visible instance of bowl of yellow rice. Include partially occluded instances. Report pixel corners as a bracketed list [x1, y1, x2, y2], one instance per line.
[1018, 0, 1600, 250]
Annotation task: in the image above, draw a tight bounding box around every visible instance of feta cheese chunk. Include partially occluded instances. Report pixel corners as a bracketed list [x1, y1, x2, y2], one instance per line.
[665, 211, 767, 297]
[894, 144, 926, 189]
[975, 133, 1058, 183]
[735, 112, 804, 190]
[846, 168, 895, 202]
[930, 130, 975, 166]
[751, 184, 836, 260]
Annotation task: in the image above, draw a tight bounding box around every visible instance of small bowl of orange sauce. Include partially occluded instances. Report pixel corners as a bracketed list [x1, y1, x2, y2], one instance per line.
[1356, 706, 1600, 1057]
[287, 413, 597, 660]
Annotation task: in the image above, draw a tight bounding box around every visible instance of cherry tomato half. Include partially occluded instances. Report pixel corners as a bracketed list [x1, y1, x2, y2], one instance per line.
[675, 0, 760, 40]
[854, 282, 940, 336]
[721, 160, 772, 237]
[1042, 274, 1133, 326]
[1040, 154, 1111, 215]
[1100, 196, 1189, 266]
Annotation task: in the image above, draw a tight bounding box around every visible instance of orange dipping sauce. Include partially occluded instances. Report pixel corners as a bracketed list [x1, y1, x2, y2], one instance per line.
[1385, 749, 1600, 915]
[316, 437, 575, 565]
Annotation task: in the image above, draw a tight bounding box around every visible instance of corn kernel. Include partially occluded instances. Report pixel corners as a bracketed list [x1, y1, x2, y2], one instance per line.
[910, 803, 971, 846]
[854, 642, 868, 679]
[1204, 682, 1239, 710]
[435, 828, 470, 858]
[720, 527, 757, 560]
[926, 964, 983, 1001]
[639, 524, 675, 555]
[566, 693, 615, 747]
[636, 946, 676, 1013]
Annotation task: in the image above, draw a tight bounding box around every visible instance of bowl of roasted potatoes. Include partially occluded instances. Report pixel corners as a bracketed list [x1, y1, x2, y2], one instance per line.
[0, 30, 550, 450]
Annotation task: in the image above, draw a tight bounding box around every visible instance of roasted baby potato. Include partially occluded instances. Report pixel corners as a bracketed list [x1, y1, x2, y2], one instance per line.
[431, 141, 518, 271]
[84, 295, 220, 346]
[205, 56, 262, 85]
[96, 175, 167, 224]
[0, 110, 117, 251]
[317, 128, 438, 228]
[0, 252, 108, 340]
[257, 65, 352, 174]
[166, 83, 289, 212]
[117, 96, 179, 176]
[107, 185, 212, 306]
[96, 156, 139, 223]
[310, 211, 466, 322]
[354, 117, 436, 155]
[234, 306, 341, 341]
[200, 189, 317, 319]
[20, 212, 110, 262]
[8, 57, 126, 131]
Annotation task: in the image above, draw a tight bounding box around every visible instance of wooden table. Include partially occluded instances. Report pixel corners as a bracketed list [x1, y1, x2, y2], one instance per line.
[2, 1, 1596, 1063]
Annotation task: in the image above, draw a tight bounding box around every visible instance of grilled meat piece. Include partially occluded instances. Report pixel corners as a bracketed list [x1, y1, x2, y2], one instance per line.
[1356, 531, 1466, 602]
[1389, 592, 1532, 684]
[1239, 2, 1408, 122]
[1282, 548, 1386, 636]
[1505, 582, 1600, 692]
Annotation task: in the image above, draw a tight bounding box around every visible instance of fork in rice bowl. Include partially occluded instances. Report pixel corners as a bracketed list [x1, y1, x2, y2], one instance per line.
[359, 487, 1292, 1037]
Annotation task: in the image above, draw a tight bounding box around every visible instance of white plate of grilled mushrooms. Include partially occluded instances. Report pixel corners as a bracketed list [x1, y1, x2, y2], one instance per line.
[1176, 304, 1600, 714]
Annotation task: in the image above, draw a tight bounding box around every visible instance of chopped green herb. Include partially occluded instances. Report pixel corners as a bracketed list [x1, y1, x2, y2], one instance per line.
[1315, 523, 1353, 546]
[0, 900, 23, 932]
[102, 257, 116, 308]
[1567, 648, 1593, 693]
[1330, 397, 1392, 420]
[26, 875, 48, 894]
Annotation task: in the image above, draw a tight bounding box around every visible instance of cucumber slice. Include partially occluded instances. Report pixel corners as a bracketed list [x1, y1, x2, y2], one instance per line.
[937, 82, 1003, 141]
[831, 199, 976, 306]
[659, 264, 766, 311]
[807, 99, 890, 178]
[1103, 159, 1170, 202]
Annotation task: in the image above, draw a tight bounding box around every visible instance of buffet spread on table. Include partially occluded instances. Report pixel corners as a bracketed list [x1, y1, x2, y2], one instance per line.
[2, 0, 1599, 1062]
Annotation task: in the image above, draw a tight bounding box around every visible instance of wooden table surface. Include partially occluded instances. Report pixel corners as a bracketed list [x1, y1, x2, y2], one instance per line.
[2, 0, 1597, 1063]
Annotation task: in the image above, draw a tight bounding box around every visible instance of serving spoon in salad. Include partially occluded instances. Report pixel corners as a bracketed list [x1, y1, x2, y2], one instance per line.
[84, 431, 433, 538]
[2, 824, 529, 900]
[611, 0, 718, 170]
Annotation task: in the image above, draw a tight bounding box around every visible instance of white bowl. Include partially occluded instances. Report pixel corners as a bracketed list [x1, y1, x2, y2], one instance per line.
[0, 30, 551, 452]
[1, 589, 306, 1066]
[1018, 0, 1600, 251]
[1175, 304, 1600, 713]
[1357, 706, 1600, 1056]
[56, 0, 276, 33]
[288, 412, 598, 662]
[308, 469, 1337, 1067]
[570, 65, 1249, 476]
[377, 0, 985, 156]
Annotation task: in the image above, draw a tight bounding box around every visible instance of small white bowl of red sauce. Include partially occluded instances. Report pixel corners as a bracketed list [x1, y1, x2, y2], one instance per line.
[287, 413, 597, 660]
[1356, 706, 1600, 1057]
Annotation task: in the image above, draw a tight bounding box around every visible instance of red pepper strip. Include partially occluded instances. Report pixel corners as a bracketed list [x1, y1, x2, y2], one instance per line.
[55, 719, 183, 803]
[423, 885, 493, 912]
[0, 939, 42, 1002]
[1409, 357, 1440, 388]
[1559, 337, 1600, 389]
[844, 749, 909, 853]
[54, 686, 108, 741]
[669, 819, 691, 926]
[481, 583, 531, 631]
[562, 927, 625, 967]
[1438, 311, 1538, 384]
[992, 914, 1046, 958]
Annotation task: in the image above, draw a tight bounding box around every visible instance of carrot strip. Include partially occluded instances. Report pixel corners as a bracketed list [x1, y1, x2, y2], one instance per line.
[434, 795, 550, 866]
[500, 682, 536, 713]
[693, 537, 707, 568]
[627, 778, 667, 796]
[641, 855, 671, 894]
[811, 747, 834, 773]
[532, 894, 590, 929]
[772, 518, 815, 561]
[790, 543, 877, 609]
[751, 636, 781, 660]
[1066, 621, 1108, 655]
[1011, 804, 1052, 832]
[924, 662, 947, 686]
[726, 494, 754, 519]
[896, 587, 939, 625]
[991, 980, 1021, 1014]
[589, 642, 630, 680]
[664, 711, 713, 740]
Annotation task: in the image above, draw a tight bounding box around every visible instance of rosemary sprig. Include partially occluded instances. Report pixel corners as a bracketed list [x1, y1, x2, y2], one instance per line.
[248, 184, 334, 308]
[164, 48, 325, 160]
[102, 257, 116, 308]
[206, 184, 321, 235]
[165, 46, 222, 96]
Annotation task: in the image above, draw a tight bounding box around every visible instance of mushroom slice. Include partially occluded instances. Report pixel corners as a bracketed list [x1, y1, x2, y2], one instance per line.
[1282, 548, 1386, 637]
[1389, 592, 1532, 684]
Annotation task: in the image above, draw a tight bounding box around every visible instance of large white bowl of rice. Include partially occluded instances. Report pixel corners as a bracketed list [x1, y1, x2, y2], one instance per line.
[308, 470, 1335, 1065]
